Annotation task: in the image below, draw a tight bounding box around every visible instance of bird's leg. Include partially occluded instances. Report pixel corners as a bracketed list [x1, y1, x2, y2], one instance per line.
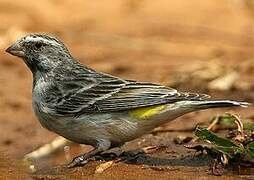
[67, 139, 111, 168]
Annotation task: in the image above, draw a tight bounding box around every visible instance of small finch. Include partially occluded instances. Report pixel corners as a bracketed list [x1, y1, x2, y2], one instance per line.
[6, 34, 249, 167]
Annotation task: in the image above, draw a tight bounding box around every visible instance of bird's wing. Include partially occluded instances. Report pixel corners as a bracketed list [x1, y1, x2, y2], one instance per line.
[93, 80, 209, 112]
[46, 73, 209, 116]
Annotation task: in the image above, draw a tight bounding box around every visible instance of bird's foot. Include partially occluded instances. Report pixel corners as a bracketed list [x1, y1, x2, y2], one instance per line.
[119, 150, 143, 162]
[67, 152, 119, 168]
[67, 150, 143, 168]
[67, 155, 91, 168]
[94, 152, 119, 161]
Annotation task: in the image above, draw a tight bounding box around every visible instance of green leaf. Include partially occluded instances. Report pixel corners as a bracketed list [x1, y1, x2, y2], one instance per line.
[195, 127, 238, 148]
[246, 141, 254, 158]
[243, 122, 254, 131]
[216, 114, 254, 131]
[195, 127, 254, 163]
[218, 115, 235, 128]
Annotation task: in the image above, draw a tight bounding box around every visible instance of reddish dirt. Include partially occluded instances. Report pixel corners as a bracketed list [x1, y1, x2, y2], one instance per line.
[0, 0, 254, 179]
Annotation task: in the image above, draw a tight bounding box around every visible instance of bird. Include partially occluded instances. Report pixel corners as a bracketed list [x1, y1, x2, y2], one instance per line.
[6, 34, 249, 168]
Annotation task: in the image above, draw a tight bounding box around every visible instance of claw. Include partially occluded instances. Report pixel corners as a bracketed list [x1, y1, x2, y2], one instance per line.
[67, 156, 89, 168]
[66, 147, 105, 168]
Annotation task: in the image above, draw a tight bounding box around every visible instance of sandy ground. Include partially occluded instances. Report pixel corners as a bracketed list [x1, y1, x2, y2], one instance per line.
[0, 0, 254, 179]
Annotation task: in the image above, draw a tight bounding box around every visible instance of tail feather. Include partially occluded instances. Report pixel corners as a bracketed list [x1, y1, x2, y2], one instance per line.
[182, 100, 250, 110]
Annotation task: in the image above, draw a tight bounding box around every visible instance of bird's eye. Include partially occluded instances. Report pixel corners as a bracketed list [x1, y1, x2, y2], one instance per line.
[35, 42, 44, 49]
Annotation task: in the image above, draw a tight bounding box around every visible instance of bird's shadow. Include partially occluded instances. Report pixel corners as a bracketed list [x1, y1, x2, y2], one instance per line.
[33, 149, 213, 176]
[94, 149, 213, 167]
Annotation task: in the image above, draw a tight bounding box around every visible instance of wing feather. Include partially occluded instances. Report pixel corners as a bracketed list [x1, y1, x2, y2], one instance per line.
[44, 68, 209, 116]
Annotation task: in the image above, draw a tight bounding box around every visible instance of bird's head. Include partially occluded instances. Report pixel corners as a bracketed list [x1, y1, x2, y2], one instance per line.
[6, 34, 73, 73]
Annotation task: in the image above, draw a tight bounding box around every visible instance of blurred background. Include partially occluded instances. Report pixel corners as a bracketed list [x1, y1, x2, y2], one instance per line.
[0, 0, 254, 178]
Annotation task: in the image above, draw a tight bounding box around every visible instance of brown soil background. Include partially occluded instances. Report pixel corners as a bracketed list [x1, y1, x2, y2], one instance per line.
[0, 0, 254, 179]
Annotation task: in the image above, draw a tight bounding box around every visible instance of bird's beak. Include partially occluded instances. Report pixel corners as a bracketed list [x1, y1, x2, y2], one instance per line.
[6, 43, 25, 57]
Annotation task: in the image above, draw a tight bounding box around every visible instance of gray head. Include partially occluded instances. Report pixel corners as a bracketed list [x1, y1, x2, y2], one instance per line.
[6, 34, 74, 73]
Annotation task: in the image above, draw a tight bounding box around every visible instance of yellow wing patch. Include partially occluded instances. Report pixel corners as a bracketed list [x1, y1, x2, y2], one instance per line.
[128, 104, 167, 120]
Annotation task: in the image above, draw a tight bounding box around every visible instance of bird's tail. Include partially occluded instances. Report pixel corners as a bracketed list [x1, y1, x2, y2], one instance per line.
[181, 100, 250, 110]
